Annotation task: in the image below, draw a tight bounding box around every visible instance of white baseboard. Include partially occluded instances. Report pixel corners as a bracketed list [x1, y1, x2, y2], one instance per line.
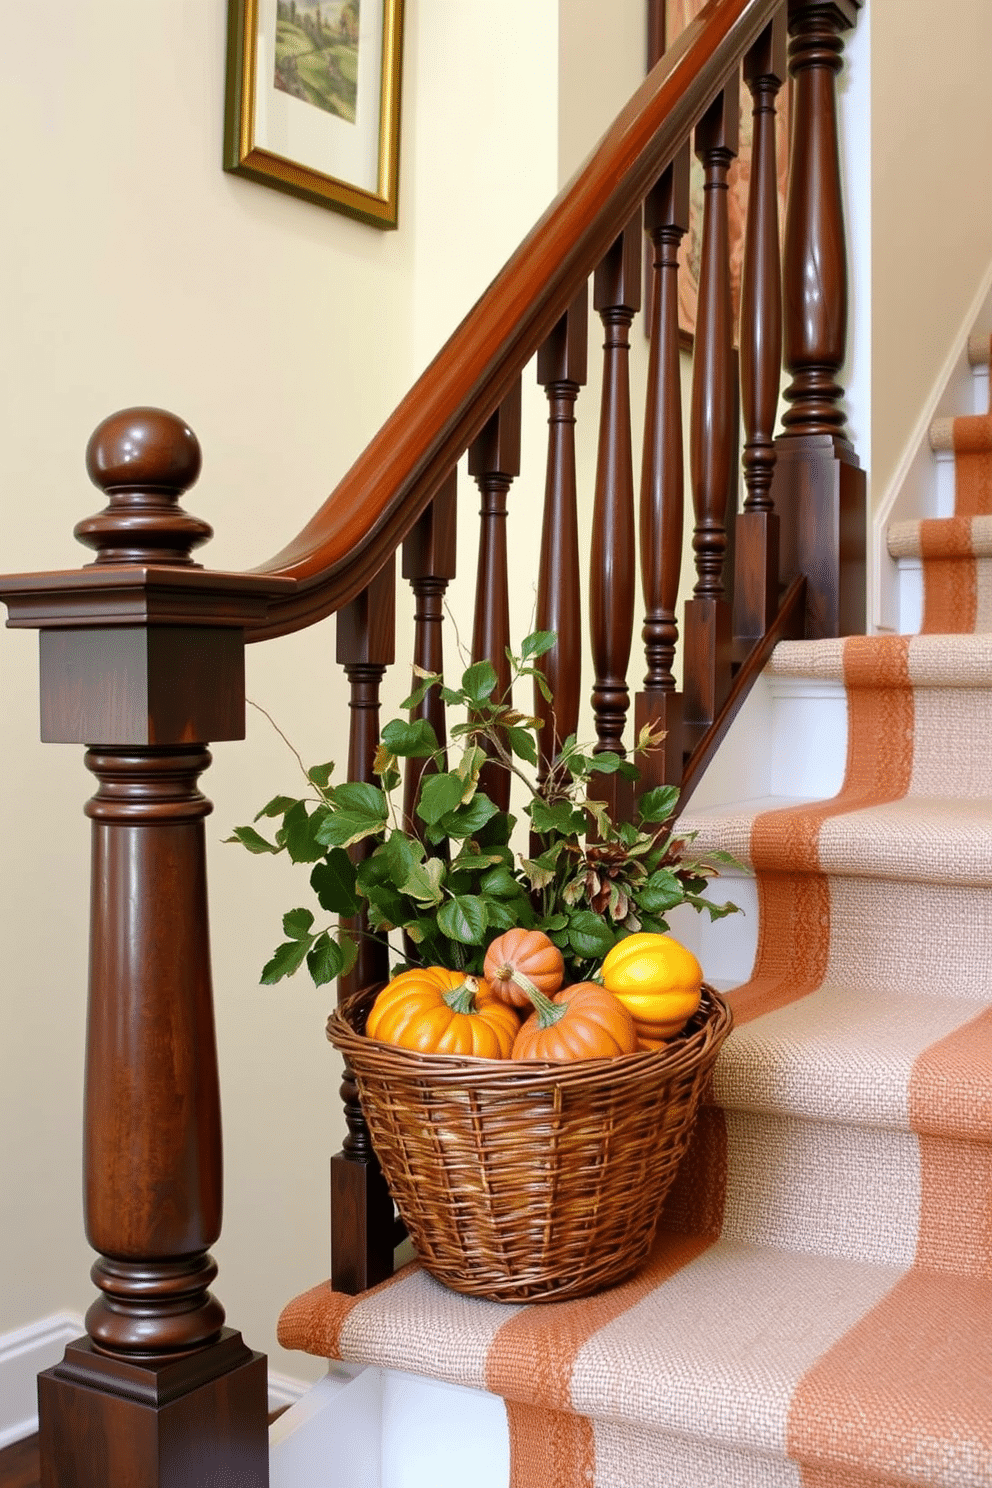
[0, 1313, 84, 1450]
[0, 1313, 311, 1448]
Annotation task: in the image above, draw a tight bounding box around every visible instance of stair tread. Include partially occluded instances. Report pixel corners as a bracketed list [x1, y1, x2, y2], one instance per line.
[888, 513, 992, 560]
[769, 631, 992, 685]
[713, 983, 992, 1138]
[682, 794, 992, 882]
[279, 1236, 992, 1486]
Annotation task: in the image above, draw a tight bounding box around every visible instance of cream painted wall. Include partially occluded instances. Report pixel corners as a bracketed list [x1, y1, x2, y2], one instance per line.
[871, 0, 992, 506]
[0, 0, 558, 1384]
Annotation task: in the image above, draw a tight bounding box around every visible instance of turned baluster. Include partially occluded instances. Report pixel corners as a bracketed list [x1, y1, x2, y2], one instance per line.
[535, 290, 587, 777]
[402, 472, 457, 832]
[332, 557, 397, 1294]
[734, 11, 788, 647]
[635, 146, 690, 791]
[590, 215, 640, 824]
[468, 378, 522, 813]
[683, 84, 739, 738]
[774, 0, 865, 637]
[17, 409, 271, 1488]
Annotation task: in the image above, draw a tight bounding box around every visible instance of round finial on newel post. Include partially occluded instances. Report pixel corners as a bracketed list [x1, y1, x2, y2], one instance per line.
[75, 406, 213, 566]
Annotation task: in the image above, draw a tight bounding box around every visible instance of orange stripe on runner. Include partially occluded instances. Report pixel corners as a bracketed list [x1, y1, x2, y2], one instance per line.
[731, 637, 914, 1029]
[918, 517, 978, 633]
[952, 415, 992, 517]
[910, 1005, 992, 1277]
[276, 1260, 416, 1359]
[789, 1269, 992, 1484]
[489, 1232, 714, 1488]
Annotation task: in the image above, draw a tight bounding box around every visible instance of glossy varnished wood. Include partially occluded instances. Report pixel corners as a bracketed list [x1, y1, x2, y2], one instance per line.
[242, 0, 784, 639]
[469, 380, 522, 812]
[734, 12, 787, 644]
[635, 148, 690, 788]
[684, 85, 738, 730]
[535, 292, 588, 773]
[402, 473, 457, 830]
[590, 219, 641, 822]
[774, 0, 865, 637]
[27, 410, 269, 1488]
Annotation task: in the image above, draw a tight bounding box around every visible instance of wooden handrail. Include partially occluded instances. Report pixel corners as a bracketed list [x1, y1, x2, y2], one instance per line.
[245, 0, 781, 642]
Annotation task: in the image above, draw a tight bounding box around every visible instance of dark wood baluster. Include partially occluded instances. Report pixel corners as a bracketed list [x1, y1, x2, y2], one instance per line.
[683, 84, 739, 741]
[535, 290, 587, 777]
[468, 378, 522, 813]
[734, 12, 788, 650]
[590, 215, 641, 824]
[402, 471, 457, 833]
[774, 0, 865, 637]
[332, 557, 396, 1294]
[31, 410, 268, 1488]
[635, 146, 690, 791]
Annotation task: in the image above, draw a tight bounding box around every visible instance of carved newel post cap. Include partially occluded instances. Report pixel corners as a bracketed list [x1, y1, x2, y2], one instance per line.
[76, 406, 212, 567]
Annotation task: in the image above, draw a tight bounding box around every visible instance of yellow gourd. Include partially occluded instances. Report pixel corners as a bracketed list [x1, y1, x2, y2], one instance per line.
[600, 932, 702, 1039]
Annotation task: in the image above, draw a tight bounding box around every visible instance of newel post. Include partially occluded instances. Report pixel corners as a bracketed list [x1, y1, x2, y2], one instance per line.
[0, 409, 293, 1488]
[774, 0, 865, 637]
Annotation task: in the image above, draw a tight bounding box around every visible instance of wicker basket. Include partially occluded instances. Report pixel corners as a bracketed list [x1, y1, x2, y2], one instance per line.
[327, 983, 732, 1303]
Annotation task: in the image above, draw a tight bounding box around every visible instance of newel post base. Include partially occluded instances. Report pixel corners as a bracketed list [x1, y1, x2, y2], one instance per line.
[38, 1331, 268, 1488]
[772, 435, 866, 638]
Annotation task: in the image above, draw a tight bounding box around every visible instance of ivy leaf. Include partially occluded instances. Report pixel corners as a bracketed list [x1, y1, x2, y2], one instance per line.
[307, 762, 335, 789]
[505, 726, 538, 766]
[310, 850, 359, 915]
[260, 936, 313, 984]
[306, 932, 346, 987]
[589, 751, 622, 775]
[479, 865, 521, 899]
[529, 799, 587, 837]
[437, 895, 488, 945]
[253, 795, 300, 822]
[226, 825, 281, 855]
[381, 717, 439, 758]
[401, 674, 439, 711]
[316, 808, 387, 851]
[380, 832, 424, 886]
[283, 907, 315, 940]
[486, 897, 528, 931]
[400, 857, 445, 906]
[418, 771, 467, 825]
[639, 785, 681, 825]
[438, 793, 500, 839]
[332, 782, 388, 818]
[566, 911, 617, 960]
[521, 630, 556, 660]
[282, 801, 331, 863]
[636, 868, 685, 914]
[461, 660, 499, 705]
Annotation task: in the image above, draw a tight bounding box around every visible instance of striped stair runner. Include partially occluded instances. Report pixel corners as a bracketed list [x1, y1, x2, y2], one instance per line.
[888, 333, 992, 632]
[277, 371, 992, 1485]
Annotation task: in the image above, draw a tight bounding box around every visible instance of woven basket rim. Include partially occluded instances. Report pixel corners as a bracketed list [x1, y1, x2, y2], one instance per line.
[327, 980, 732, 1091]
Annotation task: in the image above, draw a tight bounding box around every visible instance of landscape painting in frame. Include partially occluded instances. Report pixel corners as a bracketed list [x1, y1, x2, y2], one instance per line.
[664, 0, 789, 343]
[224, 0, 403, 228]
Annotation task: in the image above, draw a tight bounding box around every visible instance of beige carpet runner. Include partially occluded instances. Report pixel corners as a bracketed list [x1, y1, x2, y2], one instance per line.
[888, 333, 992, 632]
[278, 625, 992, 1486]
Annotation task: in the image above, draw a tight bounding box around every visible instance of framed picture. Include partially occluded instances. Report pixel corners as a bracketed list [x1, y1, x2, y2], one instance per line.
[650, 0, 789, 346]
[224, 0, 404, 229]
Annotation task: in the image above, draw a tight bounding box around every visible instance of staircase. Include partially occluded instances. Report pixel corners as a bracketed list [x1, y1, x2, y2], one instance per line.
[271, 335, 992, 1488]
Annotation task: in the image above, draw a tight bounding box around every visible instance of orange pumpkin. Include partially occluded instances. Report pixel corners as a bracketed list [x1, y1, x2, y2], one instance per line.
[483, 928, 565, 1008]
[511, 981, 638, 1061]
[366, 966, 519, 1058]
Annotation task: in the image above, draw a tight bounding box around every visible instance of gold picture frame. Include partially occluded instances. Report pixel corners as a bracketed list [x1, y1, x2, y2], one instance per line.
[224, 0, 404, 229]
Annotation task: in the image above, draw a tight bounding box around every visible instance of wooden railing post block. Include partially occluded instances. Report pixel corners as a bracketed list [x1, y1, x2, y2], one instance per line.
[735, 10, 788, 649]
[774, 0, 865, 638]
[469, 378, 522, 812]
[590, 216, 641, 823]
[685, 86, 738, 739]
[636, 146, 690, 789]
[0, 408, 288, 1488]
